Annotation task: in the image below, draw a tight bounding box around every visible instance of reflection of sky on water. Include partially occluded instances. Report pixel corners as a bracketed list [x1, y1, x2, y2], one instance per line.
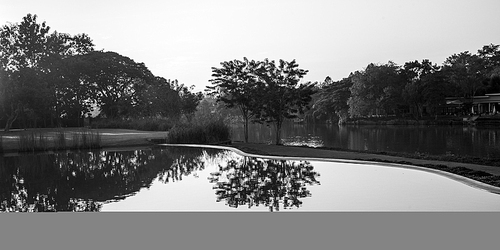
[103, 148, 500, 212]
[2, 146, 500, 212]
[102, 156, 500, 212]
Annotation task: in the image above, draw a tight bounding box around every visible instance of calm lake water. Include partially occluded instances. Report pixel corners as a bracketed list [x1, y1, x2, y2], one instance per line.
[1, 146, 499, 212]
[230, 123, 500, 158]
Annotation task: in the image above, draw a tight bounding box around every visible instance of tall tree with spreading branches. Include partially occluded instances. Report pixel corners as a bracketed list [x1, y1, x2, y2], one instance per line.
[0, 13, 94, 130]
[254, 59, 316, 145]
[208, 58, 261, 143]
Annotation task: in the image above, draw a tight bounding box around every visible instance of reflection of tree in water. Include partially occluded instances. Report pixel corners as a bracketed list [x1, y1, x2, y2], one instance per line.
[209, 157, 320, 212]
[157, 147, 220, 183]
[0, 147, 219, 212]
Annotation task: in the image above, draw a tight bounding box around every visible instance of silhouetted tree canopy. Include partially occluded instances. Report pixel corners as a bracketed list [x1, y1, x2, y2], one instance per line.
[208, 57, 261, 142]
[0, 14, 95, 129]
[0, 147, 221, 212]
[1, 14, 203, 129]
[209, 58, 316, 144]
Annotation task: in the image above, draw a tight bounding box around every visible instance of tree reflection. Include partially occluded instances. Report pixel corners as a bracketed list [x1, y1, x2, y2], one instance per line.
[157, 147, 219, 183]
[1, 147, 319, 212]
[0, 147, 218, 212]
[209, 157, 320, 211]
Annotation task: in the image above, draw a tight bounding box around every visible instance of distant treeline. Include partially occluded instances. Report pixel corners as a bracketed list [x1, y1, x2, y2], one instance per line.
[308, 45, 500, 123]
[3, 14, 500, 133]
[199, 44, 500, 128]
[0, 14, 202, 131]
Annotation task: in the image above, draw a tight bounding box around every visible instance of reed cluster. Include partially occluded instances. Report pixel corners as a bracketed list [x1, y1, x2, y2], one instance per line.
[16, 129, 101, 152]
[70, 129, 102, 149]
[18, 131, 49, 152]
[91, 118, 175, 131]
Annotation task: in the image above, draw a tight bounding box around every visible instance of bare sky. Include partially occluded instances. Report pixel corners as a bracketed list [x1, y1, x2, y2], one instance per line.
[1, 0, 500, 91]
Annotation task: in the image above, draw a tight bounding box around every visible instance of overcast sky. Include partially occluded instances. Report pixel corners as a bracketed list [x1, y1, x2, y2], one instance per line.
[1, 0, 500, 91]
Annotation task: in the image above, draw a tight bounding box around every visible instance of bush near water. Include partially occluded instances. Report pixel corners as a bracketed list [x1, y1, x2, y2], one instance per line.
[165, 120, 231, 144]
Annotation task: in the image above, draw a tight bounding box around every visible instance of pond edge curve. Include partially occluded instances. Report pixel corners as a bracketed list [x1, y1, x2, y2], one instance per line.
[160, 143, 500, 195]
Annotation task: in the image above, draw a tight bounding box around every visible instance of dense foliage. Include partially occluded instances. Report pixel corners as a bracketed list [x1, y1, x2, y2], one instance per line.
[3, 13, 499, 136]
[0, 14, 202, 131]
[310, 44, 500, 122]
[209, 58, 315, 144]
[165, 120, 230, 144]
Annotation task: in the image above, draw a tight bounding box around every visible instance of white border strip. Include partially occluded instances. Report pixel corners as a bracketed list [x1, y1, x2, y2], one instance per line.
[160, 143, 500, 195]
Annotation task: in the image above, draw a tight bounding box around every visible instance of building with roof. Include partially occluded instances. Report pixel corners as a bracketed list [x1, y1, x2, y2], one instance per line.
[445, 93, 500, 115]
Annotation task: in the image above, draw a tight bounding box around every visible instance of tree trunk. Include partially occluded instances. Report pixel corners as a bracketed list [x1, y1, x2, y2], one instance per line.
[275, 120, 282, 145]
[243, 116, 249, 143]
[4, 105, 21, 132]
[414, 102, 422, 120]
[240, 107, 250, 143]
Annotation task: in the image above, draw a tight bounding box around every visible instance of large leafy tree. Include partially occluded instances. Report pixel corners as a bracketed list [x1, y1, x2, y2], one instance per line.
[443, 52, 485, 99]
[208, 58, 261, 142]
[402, 59, 444, 118]
[312, 76, 352, 123]
[137, 77, 182, 118]
[0, 14, 93, 71]
[254, 59, 316, 145]
[69, 51, 154, 118]
[346, 70, 372, 117]
[0, 68, 21, 130]
[477, 44, 500, 73]
[0, 14, 51, 130]
[0, 14, 51, 71]
[174, 83, 203, 122]
[347, 62, 404, 118]
[477, 44, 500, 93]
[0, 14, 94, 129]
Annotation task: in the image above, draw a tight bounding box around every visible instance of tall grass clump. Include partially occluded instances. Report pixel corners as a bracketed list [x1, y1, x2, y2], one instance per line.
[54, 129, 67, 150]
[165, 120, 231, 144]
[16, 129, 101, 152]
[18, 131, 49, 152]
[91, 117, 175, 131]
[71, 129, 101, 149]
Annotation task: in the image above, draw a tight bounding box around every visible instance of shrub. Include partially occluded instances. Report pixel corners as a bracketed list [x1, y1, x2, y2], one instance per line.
[204, 120, 231, 143]
[165, 120, 231, 144]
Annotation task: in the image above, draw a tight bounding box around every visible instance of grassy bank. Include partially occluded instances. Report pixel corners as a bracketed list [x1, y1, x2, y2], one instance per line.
[342, 147, 500, 187]
[311, 146, 500, 167]
[231, 143, 500, 188]
[375, 160, 500, 188]
[343, 116, 464, 125]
